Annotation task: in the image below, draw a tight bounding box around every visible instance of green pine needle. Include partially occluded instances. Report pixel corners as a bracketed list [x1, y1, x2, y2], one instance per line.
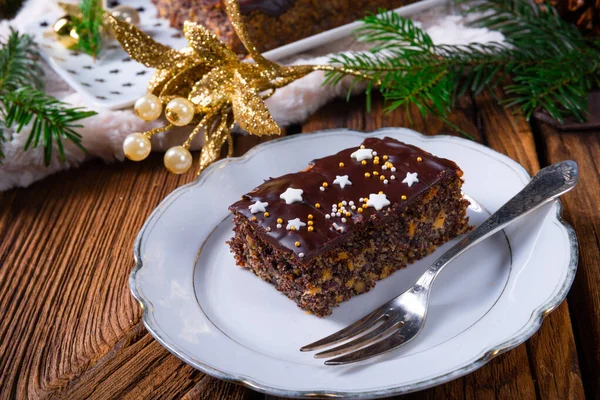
[0, 28, 43, 92]
[2, 87, 95, 164]
[0, 30, 96, 165]
[73, 0, 104, 59]
[326, 0, 599, 134]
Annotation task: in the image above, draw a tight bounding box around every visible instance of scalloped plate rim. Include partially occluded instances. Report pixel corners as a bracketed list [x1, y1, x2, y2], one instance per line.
[130, 127, 578, 399]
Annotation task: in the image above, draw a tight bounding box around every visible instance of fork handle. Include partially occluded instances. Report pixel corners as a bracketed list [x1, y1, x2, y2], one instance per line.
[416, 160, 578, 288]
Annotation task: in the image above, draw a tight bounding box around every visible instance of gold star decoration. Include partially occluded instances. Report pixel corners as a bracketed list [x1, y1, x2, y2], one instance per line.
[109, 0, 375, 174]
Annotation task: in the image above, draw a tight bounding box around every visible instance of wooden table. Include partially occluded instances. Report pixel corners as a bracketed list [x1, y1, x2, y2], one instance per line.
[1, 91, 598, 400]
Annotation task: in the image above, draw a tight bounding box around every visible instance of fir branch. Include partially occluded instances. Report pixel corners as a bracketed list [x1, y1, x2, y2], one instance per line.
[0, 30, 96, 165]
[74, 0, 104, 59]
[2, 87, 95, 165]
[326, 0, 600, 133]
[0, 28, 43, 92]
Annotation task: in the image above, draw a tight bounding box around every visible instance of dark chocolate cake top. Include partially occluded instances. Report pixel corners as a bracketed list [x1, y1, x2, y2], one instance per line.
[238, 0, 296, 15]
[229, 137, 462, 262]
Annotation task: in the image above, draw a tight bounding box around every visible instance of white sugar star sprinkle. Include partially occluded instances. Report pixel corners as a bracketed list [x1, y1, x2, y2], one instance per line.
[248, 200, 268, 213]
[402, 172, 419, 187]
[286, 218, 306, 230]
[280, 188, 303, 204]
[366, 193, 391, 211]
[333, 175, 352, 188]
[350, 148, 373, 162]
[333, 223, 345, 233]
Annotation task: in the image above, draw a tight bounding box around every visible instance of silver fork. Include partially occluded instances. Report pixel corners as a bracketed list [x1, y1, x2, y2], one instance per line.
[300, 160, 579, 365]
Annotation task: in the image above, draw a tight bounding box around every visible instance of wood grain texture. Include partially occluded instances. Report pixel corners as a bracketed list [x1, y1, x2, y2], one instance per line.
[474, 90, 585, 400]
[535, 122, 600, 400]
[0, 92, 594, 400]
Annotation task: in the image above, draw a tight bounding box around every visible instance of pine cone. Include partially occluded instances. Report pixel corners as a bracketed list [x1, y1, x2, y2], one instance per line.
[537, 0, 600, 36]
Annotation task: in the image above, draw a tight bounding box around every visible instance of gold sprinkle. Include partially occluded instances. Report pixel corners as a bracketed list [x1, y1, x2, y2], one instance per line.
[385, 162, 393, 168]
[357, 208, 363, 213]
[277, 218, 283, 224]
[308, 221, 314, 226]
[338, 202, 343, 208]
[417, 157, 423, 162]
[308, 226, 314, 232]
[379, 191, 384, 194]
[315, 203, 321, 208]
[322, 182, 329, 188]
[308, 214, 314, 220]
[360, 145, 365, 149]
[380, 175, 385, 181]
[373, 171, 379, 176]
[364, 172, 371, 178]
[361, 160, 367, 166]
[264, 212, 270, 217]
[251, 216, 257, 221]
[345, 212, 351, 217]
[373, 159, 380, 165]
[383, 155, 389, 160]
[290, 226, 296, 231]
[295, 241, 301, 247]
[339, 162, 345, 168]
[401, 195, 407, 200]
[363, 203, 368, 208]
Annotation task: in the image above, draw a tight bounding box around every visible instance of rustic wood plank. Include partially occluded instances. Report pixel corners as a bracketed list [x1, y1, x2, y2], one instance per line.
[535, 122, 600, 399]
[302, 95, 366, 132]
[0, 155, 206, 399]
[0, 88, 590, 400]
[472, 90, 584, 400]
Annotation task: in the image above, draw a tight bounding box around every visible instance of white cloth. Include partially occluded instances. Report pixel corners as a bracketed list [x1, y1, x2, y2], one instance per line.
[0, 0, 504, 191]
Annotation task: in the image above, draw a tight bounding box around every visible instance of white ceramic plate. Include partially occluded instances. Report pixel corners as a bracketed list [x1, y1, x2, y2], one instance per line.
[131, 128, 577, 398]
[24, 0, 445, 110]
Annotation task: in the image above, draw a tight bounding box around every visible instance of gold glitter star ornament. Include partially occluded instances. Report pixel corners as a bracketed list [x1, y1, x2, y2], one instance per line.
[110, 0, 374, 174]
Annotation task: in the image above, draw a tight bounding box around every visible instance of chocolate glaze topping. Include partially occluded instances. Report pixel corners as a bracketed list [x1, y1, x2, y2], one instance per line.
[238, 0, 296, 16]
[229, 137, 462, 263]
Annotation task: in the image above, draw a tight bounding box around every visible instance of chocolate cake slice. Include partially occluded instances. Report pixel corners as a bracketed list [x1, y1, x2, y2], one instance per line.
[228, 137, 470, 316]
[152, 0, 420, 53]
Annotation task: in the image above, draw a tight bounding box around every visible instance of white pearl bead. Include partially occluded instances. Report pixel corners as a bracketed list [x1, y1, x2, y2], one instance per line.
[165, 97, 195, 126]
[164, 146, 192, 174]
[111, 5, 141, 25]
[123, 132, 151, 161]
[134, 94, 162, 121]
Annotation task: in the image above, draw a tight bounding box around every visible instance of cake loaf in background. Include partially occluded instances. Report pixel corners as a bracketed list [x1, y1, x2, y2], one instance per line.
[151, 0, 420, 53]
